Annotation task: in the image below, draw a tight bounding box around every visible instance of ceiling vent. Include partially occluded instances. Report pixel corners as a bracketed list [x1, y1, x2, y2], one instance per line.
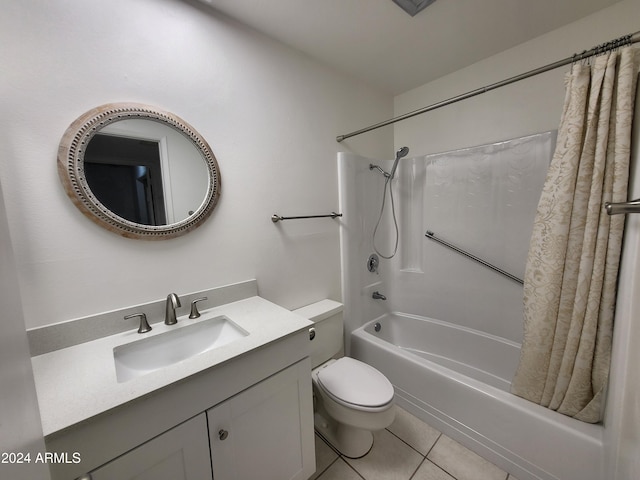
[391, 0, 437, 17]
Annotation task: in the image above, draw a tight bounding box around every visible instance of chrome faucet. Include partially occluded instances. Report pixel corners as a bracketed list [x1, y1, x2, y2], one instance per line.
[372, 291, 386, 300]
[165, 293, 181, 325]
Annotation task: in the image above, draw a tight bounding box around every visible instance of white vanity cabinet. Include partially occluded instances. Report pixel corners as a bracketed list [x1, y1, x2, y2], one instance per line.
[207, 359, 315, 480]
[38, 294, 316, 480]
[87, 414, 212, 480]
[81, 360, 314, 480]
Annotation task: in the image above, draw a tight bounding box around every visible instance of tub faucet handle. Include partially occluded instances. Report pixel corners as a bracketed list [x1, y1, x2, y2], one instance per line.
[189, 297, 208, 319]
[124, 313, 152, 334]
[372, 291, 386, 301]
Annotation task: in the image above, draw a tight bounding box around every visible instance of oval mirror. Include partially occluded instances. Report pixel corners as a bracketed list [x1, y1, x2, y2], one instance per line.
[58, 103, 221, 239]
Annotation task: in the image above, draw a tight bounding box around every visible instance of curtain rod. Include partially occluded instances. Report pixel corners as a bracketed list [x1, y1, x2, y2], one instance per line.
[336, 30, 640, 142]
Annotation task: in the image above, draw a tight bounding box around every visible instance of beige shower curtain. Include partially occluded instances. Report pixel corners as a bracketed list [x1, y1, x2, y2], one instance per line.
[510, 47, 639, 423]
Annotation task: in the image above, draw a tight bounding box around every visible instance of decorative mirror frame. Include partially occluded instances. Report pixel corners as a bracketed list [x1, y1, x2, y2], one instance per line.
[58, 103, 221, 240]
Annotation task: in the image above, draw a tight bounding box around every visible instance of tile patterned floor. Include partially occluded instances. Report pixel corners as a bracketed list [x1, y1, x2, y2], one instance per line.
[310, 406, 520, 480]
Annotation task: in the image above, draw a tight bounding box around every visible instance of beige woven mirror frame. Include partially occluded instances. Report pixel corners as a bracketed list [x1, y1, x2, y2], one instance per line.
[58, 103, 221, 239]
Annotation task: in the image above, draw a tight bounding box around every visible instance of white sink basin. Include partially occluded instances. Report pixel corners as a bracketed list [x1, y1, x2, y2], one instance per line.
[114, 315, 249, 383]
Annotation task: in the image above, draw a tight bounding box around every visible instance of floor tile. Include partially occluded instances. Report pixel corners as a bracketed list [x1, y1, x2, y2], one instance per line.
[345, 428, 424, 480]
[427, 435, 507, 480]
[387, 406, 441, 455]
[411, 459, 456, 480]
[310, 434, 339, 480]
[316, 458, 363, 480]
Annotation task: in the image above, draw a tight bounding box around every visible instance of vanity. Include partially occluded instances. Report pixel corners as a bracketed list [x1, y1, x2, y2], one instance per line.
[30, 280, 316, 480]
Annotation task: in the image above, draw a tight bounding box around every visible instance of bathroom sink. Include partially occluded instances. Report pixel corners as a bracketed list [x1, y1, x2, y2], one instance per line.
[114, 315, 249, 383]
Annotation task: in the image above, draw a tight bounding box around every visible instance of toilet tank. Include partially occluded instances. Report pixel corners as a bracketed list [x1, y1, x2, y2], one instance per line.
[293, 299, 344, 369]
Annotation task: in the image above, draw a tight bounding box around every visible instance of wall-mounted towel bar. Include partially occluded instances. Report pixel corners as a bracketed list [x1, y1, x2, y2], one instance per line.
[605, 199, 640, 215]
[425, 230, 524, 285]
[271, 212, 342, 223]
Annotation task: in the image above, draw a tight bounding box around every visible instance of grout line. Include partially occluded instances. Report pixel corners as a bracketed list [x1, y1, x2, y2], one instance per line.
[384, 426, 431, 458]
[315, 430, 342, 456]
[314, 431, 367, 480]
[344, 458, 367, 480]
[423, 434, 463, 480]
[408, 457, 427, 480]
[430, 458, 460, 480]
[313, 456, 339, 480]
[425, 432, 443, 457]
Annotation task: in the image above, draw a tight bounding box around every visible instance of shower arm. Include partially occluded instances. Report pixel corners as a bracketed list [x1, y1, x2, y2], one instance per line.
[369, 164, 390, 178]
[369, 147, 410, 179]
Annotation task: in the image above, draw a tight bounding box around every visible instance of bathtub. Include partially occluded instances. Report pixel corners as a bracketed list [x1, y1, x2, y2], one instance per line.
[350, 313, 604, 480]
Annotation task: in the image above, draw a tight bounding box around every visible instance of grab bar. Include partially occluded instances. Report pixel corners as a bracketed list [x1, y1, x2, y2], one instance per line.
[271, 212, 342, 223]
[425, 230, 524, 285]
[605, 198, 640, 215]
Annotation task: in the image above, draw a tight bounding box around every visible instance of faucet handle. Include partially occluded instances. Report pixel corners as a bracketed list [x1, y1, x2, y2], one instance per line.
[124, 313, 152, 334]
[189, 297, 208, 319]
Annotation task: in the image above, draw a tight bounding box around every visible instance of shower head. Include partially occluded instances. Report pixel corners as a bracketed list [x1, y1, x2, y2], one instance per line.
[389, 146, 409, 179]
[396, 146, 409, 159]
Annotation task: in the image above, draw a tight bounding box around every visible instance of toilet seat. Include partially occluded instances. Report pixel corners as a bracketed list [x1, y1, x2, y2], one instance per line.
[316, 357, 394, 410]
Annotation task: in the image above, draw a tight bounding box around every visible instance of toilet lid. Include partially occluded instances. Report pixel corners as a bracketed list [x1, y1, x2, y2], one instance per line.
[317, 357, 394, 408]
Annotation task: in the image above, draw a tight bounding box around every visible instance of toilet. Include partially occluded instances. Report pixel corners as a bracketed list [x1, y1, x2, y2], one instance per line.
[294, 300, 395, 458]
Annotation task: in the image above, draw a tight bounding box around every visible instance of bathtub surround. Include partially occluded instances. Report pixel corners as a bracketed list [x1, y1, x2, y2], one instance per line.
[511, 47, 640, 423]
[350, 314, 603, 480]
[338, 132, 554, 343]
[393, 2, 640, 476]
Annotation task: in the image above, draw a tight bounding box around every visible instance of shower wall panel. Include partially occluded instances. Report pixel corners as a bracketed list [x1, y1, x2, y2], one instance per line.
[391, 131, 555, 342]
[338, 152, 393, 343]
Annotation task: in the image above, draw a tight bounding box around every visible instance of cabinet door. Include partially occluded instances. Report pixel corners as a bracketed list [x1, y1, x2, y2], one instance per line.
[89, 414, 212, 480]
[207, 359, 315, 480]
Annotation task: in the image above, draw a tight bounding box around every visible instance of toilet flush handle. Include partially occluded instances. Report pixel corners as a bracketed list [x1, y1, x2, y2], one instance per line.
[309, 327, 316, 341]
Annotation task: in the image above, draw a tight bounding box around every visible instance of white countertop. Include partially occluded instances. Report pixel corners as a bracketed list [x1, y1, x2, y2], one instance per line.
[31, 296, 311, 437]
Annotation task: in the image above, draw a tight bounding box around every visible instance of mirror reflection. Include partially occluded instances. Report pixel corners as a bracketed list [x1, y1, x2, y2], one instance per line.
[85, 120, 209, 226]
[58, 103, 220, 240]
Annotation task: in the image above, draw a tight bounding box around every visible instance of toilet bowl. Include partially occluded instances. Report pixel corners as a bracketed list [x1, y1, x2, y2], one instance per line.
[312, 357, 395, 457]
[294, 300, 395, 458]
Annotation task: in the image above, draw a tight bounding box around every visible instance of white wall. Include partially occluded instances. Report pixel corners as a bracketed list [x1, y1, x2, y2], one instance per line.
[604, 80, 640, 480]
[394, 0, 640, 155]
[0, 0, 392, 330]
[0, 181, 50, 480]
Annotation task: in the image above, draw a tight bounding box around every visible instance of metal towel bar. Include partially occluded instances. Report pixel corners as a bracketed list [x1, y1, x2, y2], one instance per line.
[605, 199, 640, 215]
[425, 230, 524, 285]
[271, 212, 342, 223]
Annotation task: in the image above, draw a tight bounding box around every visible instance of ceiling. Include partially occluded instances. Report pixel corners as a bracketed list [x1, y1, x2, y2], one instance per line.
[198, 0, 620, 95]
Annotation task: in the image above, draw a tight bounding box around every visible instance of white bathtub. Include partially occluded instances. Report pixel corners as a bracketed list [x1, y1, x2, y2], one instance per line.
[350, 313, 604, 480]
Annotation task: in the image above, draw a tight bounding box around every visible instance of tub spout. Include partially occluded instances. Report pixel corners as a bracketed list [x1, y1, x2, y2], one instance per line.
[372, 291, 386, 301]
